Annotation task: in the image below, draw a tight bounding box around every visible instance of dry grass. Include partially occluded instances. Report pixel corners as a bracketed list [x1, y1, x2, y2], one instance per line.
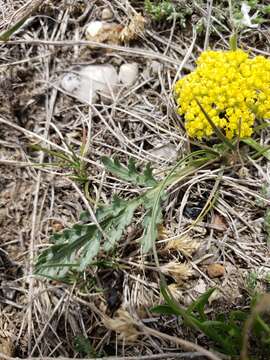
[0, 0, 270, 359]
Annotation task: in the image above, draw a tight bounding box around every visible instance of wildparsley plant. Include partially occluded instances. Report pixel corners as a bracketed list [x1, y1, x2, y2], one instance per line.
[175, 49, 270, 139]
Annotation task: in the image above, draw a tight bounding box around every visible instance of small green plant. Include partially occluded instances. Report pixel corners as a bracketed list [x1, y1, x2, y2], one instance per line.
[144, 0, 192, 26]
[145, 0, 175, 21]
[36, 151, 215, 278]
[233, 0, 270, 28]
[74, 336, 96, 357]
[152, 283, 270, 357]
[246, 271, 259, 293]
[35, 104, 270, 280]
[31, 144, 89, 184]
[264, 209, 270, 247]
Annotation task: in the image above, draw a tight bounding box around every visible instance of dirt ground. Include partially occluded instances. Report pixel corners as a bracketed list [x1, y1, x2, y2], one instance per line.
[0, 1, 270, 359]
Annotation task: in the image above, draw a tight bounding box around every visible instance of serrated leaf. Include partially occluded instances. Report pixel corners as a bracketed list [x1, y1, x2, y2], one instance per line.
[103, 200, 139, 251]
[140, 155, 206, 253]
[35, 224, 99, 278]
[36, 196, 143, 279]
[36, 151, 215, 279]
[102, 157, 157, 187]
[78, 235, 100, 271]
[96, 195, 132, 222]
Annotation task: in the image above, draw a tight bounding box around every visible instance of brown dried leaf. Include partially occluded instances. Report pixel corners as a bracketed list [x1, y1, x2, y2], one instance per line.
[85, 14, 145, 48]
[211, 213, 227, 232]
[157, 224, 168, 240]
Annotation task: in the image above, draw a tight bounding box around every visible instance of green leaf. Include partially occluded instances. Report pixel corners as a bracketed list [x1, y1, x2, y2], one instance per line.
[35, 224, 100, 278]
[102, 157, 157, 187]
[187, 288, 216, 321]
[0, 1, 42, 41]
[74, 336, 96, 357]
[141, 190, 165, 253]
[229, 32, 238, 51]
[0, 16, 29, 41]
[241, 138, 270, 160]
[151, 304, 178, 315]
[102, 199, 139, 251]
[160, 281, 186, 317]
[36, 196, 143, 279]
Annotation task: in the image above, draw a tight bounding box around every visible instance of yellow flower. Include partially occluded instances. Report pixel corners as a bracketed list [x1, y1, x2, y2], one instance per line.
[174, 49, 270, 139]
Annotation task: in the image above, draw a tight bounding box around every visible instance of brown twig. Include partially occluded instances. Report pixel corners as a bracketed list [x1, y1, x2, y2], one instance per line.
[0, 39, 192, 68]
[142, 325, 223, 360]
[0, 352, 210, 360]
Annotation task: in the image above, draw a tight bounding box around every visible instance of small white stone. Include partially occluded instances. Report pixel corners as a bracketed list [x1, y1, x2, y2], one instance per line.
[61, 72, 81, 93]
[119, 63, 138, 86]
[85, 21, 103, 38]
[61, 65, 119, 104]
[150, 60, 162, 74]
[194, 279, 207, 294]
[101, 8, 113, 20]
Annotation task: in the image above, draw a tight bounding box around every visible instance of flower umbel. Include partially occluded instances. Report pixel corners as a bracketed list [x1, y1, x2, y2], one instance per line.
[175, 49, 270, 139]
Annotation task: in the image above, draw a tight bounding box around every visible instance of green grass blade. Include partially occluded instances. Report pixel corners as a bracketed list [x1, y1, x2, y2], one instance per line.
[0, 17, 29, 41]
[241, 138, 270, 160]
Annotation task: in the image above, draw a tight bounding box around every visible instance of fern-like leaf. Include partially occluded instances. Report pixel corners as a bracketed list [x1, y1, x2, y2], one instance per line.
[102, 157, 157, 187]
[35, 196, 143, 279]
[36, 156, 212, 278]
[36, 224, 100, 278]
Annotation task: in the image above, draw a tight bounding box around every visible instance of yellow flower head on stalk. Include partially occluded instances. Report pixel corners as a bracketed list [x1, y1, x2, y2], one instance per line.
[174, 49, 270, 140]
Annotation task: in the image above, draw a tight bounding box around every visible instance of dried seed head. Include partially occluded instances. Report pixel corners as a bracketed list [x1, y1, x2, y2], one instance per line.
[161, 262, 193, 284]
[103, 309, 139, 342]
[168, 283, 183, 300]
[165, 235, 200, 257]
[120, 14, 146, 43]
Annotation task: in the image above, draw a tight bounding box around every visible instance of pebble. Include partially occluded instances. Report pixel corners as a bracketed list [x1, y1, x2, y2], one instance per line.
[207, 263, 225, 279]
[150, 60, 163, 74]
[118, 63, 138, 86]
[85, 21, 103, 38]
[194, 278, 207, 294]
[61, 64, 118, 103]
[101, 8, 113, 20]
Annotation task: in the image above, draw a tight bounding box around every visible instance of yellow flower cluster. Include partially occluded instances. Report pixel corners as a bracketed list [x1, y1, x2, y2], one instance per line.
[175, 49, 270, 139]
